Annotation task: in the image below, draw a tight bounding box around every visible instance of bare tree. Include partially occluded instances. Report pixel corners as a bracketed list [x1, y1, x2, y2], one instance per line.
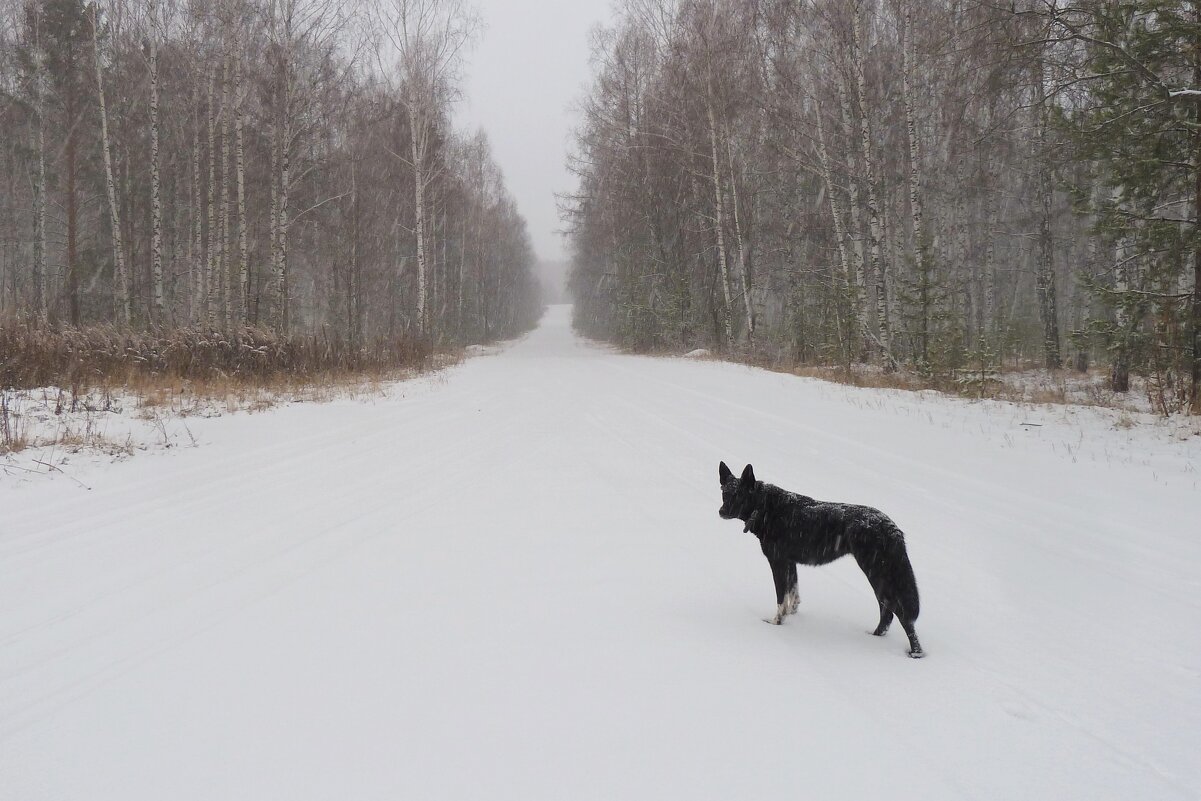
[0, 0, 539, 347]
[93, 3, 131, 324]
[372, 0, 477, 336]
[145, 0, 163, 321]
[849, 0, 890, 366]
[29, 0, 48, 321]
[567, 0, 1122, 391]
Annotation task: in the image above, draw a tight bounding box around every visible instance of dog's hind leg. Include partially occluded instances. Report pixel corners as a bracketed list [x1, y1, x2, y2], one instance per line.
[853, 550, 896, 636]
[889, 549, 923, 657]
[784, 563, 800, 616]
[900, 619, 924, 658]
[871, 599, 894, 636]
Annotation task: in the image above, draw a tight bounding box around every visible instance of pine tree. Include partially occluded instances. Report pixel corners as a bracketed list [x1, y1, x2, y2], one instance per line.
[1057, 2, 1200, 407]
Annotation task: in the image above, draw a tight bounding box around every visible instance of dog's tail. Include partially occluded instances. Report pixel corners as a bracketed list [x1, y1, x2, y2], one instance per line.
[891, 543, 921, 623]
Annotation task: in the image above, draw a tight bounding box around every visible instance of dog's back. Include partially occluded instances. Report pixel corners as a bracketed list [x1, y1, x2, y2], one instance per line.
[771, 496, 920, 624]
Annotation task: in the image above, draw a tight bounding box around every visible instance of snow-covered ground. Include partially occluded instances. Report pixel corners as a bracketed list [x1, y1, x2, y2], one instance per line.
[2, 377, 410, 483]
[2, 304, 1199, 800]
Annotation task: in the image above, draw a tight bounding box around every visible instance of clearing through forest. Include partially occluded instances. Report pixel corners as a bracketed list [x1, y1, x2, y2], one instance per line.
[2, 305, 1198, 800]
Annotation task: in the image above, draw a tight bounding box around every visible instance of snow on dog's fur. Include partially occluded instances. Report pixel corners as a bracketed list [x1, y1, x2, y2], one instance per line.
[718, 462, 925, 658]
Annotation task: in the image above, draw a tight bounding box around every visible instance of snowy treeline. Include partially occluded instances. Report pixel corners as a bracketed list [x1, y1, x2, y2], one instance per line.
[0, 0, 542, 344]
[566, 0, 1201, 413]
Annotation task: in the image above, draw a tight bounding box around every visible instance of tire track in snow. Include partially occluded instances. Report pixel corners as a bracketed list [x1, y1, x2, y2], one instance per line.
[0, 374, 539, 739]
[0, 449, 549, 741]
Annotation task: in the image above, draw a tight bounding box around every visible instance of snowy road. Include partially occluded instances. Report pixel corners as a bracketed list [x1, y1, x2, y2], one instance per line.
[3, 305, 1199, 800]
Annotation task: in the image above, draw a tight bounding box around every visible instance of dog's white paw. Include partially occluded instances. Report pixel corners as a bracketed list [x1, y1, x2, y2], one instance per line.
[762, 604, 787, 625]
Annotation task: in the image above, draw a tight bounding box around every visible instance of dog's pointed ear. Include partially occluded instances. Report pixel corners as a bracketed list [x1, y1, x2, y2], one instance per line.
[719, 461, 732, 484]
[741, 464, 756, 484]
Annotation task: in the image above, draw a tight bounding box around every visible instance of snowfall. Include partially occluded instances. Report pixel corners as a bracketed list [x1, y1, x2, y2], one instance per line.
[2, 305, 1199, 800]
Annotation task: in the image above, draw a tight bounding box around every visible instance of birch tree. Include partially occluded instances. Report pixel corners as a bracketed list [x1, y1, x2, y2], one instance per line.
[28, 1, 48, 321]
[0, 0, 538, 342]
[92, 4, 130, 324]
[566, 0, 1097, 381]
[900, 0, 928, 366]
[146, 0, 163, 321]
[233, 15, 247, 324]
[372, 0, 477, 336]
[850, 0, 891, 366]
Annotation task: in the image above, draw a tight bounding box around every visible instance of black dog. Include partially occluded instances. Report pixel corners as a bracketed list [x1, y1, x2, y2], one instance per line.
[718, 462, 924, 658]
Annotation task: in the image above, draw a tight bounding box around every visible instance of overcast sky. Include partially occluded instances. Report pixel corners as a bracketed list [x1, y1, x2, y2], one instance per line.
[454, 0, 615, 264]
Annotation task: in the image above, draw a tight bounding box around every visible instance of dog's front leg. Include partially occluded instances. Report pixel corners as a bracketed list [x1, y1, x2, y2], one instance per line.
[784, 563, 800, 615]
[764, 558, 790, 625]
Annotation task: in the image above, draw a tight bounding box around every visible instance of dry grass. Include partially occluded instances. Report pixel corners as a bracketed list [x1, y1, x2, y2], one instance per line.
[51, 423, 135, 458]
[1, 317, 460, 455]
[0, 318, 435, 391]
[0, 391, 28, 453]
[654, 343, 1159, 415]
[1114, 412, 1137, 430]
[774, 361, 1127, 408]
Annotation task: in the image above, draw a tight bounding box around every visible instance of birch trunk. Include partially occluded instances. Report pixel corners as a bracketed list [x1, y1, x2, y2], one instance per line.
[955, 185, 971, 338]
[206, 68, 218, 327]
[835, 68, 869, 353]
[458, 215, 467, 328]
[983, 156, 999, 339]
[812, 91, 854, 355]
[811, 80, 853, 289]
[350, 159, 360, 346]
[706, 95, 734, 350]
[277, 112, 291, 335]
[472, 197, 484, 336]
[851, 3, 891, 366]
[726, 132, 755, 343]
[31, 7, 47, 322]
[270, 113, 280, 329]
[148, 3, 163, 322]
[1073, 236, 1095, 372]
[440, 206, 449, 325]
[434, 199, 442, 328]
[1191, 22, 1201, 413]
[902, 3, 927, 365]
[66, 37, 79, 325]
[191, 87, 203, 322]
[430, 196, 440, 330]
[270, 42, 291, 337]
[235, 46, 248, 326]
[410, 106, 428, 336]
[219, 53, 232, 328]
[1111, 191, 1131, 392]
[93, 10, 130, 325]
[123, 147, 136, 312]
[887, 199, 905, 331]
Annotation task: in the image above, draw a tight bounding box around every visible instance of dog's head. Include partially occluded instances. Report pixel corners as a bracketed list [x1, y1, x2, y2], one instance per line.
[718, 461, 758, 521]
